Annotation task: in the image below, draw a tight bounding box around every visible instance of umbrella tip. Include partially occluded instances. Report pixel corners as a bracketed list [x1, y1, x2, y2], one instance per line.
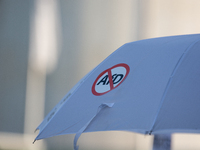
[34, 128, 38, 133]
[149, 131, 152, 135]
[33, 139, 36, 144]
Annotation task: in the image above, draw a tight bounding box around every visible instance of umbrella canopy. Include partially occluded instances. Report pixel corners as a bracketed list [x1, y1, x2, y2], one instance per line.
[35, 34, 200, 149]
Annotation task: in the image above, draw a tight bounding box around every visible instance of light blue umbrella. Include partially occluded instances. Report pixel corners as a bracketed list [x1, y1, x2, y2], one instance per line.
[35, 34, 200, 150]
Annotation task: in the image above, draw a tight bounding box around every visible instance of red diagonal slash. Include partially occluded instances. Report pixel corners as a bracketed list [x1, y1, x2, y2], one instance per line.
[107, 68, 114, 90]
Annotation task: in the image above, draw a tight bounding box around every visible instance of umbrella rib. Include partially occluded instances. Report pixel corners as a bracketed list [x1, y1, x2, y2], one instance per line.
[149, 38, 200, 134]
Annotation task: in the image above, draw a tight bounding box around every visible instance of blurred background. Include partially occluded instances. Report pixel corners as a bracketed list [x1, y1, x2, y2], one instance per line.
[1, 0, 200, 150]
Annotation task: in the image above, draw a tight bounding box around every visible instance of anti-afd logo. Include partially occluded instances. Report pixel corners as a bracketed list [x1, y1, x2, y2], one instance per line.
[92, 63, 130, 96]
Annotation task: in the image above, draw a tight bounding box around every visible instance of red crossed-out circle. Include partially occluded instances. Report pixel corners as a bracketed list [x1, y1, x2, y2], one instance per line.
[92, 63, 130, 96]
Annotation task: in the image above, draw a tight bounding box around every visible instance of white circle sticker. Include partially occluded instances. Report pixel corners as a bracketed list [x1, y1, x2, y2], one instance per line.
[92, 63, 130, 96]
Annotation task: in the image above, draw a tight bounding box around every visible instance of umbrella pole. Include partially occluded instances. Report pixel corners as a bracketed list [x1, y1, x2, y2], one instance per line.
[152, 134, 171, 150]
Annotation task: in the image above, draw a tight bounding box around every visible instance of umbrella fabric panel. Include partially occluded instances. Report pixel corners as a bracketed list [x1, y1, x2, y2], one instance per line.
[35, 34, 200, 141]
[35, 69, 95, 137]
[152, 40, 200, 133]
